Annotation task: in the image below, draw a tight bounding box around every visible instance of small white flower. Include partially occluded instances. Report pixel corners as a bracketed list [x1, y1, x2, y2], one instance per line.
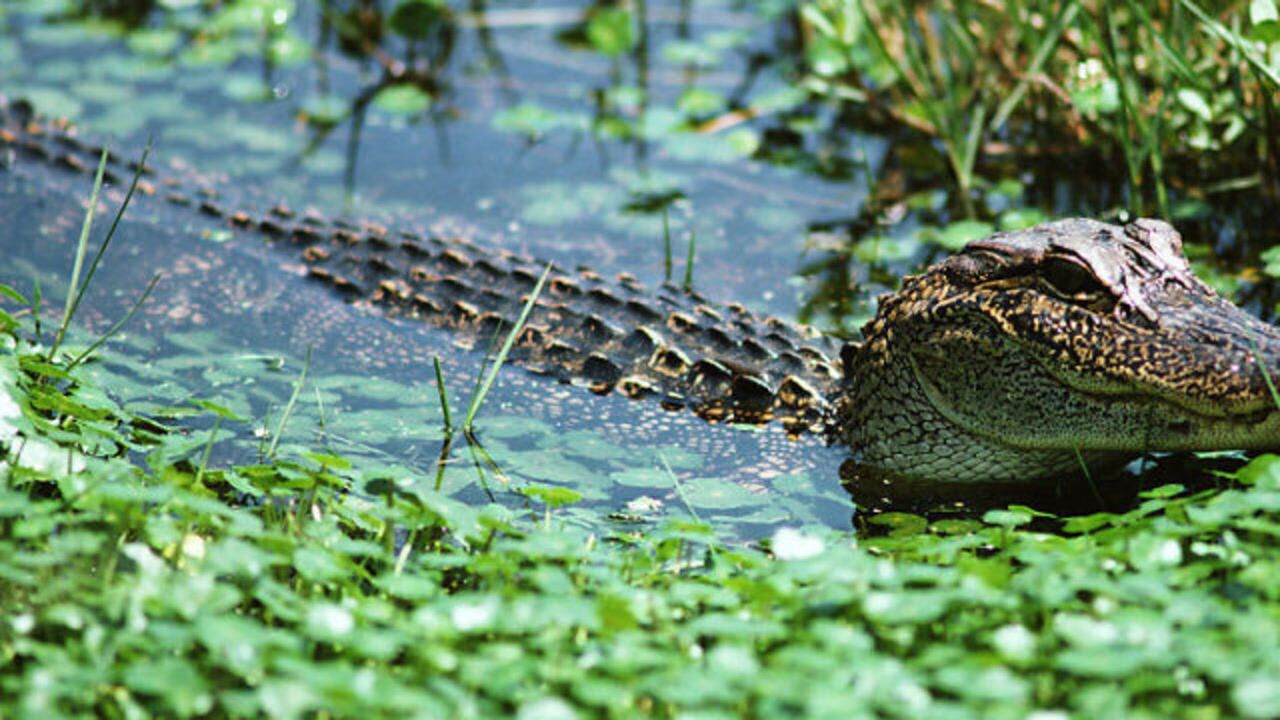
[771, 527, 825, 560]
[451, 598, 497, 632]
[308, 604, 354, 637]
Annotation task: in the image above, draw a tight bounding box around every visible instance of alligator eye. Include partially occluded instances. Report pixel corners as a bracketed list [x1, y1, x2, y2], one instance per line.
[1040, 258, 1107, 301]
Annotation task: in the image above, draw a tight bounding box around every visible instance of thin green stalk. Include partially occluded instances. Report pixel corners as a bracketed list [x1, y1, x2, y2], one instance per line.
[465, 438, 499, 500]
[50, 146, 110, 361]
[662, 208, 673, 283]
[268, 345, 312, 459]
[1251, 339, 1280, 411]
[53, 143, 152, 368]
[1147, 109, 1169, 218]
[660, 453, 701, 525]
[1098, 9, 1148, 213]
[462, 263, 552, 430]
[433, 435, 454, 492]
[30, 278, 43, 345]
[1073, 446, 1106, 509]
[1124, 0, 1198, 84]
[463, 430, 508, 486]
[470, 324, 505, 401]
[394, 533, 415, 576]
[194, 415, 224, 488]
[313, 386, 328, 446]
[66, 273, 161, 372]
[69, 143, 152, 323]
[955, 103, 987, 208]
[433, 356, 453, 433]
[682, 230, 696, 291]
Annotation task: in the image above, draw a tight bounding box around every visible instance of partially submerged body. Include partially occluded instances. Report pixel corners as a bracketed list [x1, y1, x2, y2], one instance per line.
[4, 97, 1279, 486]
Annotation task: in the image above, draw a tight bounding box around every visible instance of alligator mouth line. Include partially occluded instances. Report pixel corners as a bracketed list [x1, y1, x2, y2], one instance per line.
[1020, 368, 1280, 451]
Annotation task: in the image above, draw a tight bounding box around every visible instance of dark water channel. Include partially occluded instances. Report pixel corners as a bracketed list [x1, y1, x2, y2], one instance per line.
[0, 1, 1270, 540]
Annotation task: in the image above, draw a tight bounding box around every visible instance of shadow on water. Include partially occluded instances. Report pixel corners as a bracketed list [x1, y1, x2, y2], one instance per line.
[1, 0, 1277, 539]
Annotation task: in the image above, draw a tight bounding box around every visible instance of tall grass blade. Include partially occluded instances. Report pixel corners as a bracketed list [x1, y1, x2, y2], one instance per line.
[660, 452, 702, 524]
[268, 345, 312, 459]
[195, 415, 225, 487]
[31, 278, 43, 344]
[1073, 446, 1106, 509]
[1125, 0, 1198, 84]
[1250, 338, 1280, 411]
[70, 142, 152, 326]
[66, 272, 161, 372]
[51, 143, 153, 368]
[957, 103, 987, 200]
[682, 230, 696, 291]
[462, 263, 552, 430]
[51, 146, 110, 361]
[433, 355, 453, 432]
[662, 208, 673, 283]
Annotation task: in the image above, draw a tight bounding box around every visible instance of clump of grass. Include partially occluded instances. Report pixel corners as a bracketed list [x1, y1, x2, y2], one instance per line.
[659, 209, 698, 291]
[48, 143, 157, 371]
[682, 227, 697, 291]
[800, 0, 1280, 216]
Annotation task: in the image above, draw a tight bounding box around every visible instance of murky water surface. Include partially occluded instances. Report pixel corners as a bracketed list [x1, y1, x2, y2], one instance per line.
[0, 1, 1271, 539]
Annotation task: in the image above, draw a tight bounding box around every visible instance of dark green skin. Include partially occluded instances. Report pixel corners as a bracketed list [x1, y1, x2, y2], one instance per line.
[6, 97, 1280, 484]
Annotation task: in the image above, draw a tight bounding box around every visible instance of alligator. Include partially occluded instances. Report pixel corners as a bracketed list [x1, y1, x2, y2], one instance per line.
[4, 96, 1280, 485]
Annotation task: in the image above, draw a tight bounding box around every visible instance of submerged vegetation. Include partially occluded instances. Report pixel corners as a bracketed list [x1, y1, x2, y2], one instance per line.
[3, 0, 1280, 716]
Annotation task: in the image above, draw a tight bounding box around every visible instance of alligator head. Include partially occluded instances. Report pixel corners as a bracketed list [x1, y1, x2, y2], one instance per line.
[840, 218, 1280, 483]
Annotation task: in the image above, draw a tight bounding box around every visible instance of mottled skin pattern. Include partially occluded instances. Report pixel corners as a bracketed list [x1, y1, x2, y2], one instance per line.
[6, 97, 1280, 485]
[843, 218, 1280, 482]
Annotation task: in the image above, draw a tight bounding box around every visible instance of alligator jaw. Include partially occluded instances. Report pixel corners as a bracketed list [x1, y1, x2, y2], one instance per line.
[842, 218, 1280, 484]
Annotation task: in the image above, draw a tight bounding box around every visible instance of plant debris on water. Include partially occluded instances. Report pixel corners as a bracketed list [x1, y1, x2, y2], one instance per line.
[3, 0, 1280, 716]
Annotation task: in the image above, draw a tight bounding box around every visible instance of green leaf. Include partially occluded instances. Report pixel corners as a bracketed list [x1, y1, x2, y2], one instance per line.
[373, 84, 433, 116]
[1261, 246, 1280, 279]
[1251, 0, 1280, 41]
[0, 283, 28, 305]
[586, 8, 635, 56]
[390, 0, 448, 41]
[190, 398, 248, 422]
[1176, 88, 1214, 122]
[1235, 675, 1280, 719]
[983, 508, 1034, 528]
[303, 451, 352, 470]
[924, 220, 995, 251]
[520, 484, 583, 508]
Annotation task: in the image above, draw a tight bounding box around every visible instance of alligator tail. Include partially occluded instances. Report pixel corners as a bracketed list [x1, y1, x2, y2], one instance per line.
[1, 95, 845, 436]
